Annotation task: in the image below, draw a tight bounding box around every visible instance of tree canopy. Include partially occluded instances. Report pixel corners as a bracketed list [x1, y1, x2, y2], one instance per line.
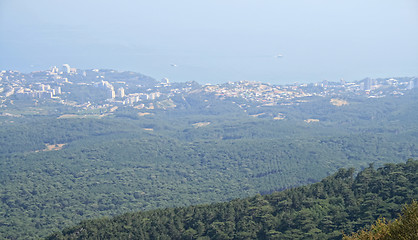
[48, 160, 418, 240]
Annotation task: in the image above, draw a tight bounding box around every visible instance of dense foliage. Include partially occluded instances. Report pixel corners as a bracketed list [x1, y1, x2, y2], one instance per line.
[0, 90, 417, 239]
[48, 160, 418, 239]
[343, 201, 418, 240]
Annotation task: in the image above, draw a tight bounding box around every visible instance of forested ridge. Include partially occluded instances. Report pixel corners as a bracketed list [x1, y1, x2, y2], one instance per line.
[48, 160, 418, 239]
[1, 121, 416, 239]
[343, 201, 418, 240]
[0, 90, 417, 239]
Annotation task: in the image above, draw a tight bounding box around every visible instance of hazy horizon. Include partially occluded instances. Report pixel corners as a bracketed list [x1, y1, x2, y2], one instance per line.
[1, 0, 417, 84]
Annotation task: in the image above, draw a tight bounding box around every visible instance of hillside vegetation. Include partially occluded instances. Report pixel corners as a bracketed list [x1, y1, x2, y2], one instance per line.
[0, 87, 417, 239]
[343, 201, 418, 240]
[48, 160, 418, 239]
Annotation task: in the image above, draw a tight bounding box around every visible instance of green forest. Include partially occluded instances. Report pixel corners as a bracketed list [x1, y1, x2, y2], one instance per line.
[48, 160, 418, 239]
[0, 90, 417, 239]
[343, 201, 418, 240]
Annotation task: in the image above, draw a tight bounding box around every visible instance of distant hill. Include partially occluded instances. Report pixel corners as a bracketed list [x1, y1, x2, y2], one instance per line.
[1, 70, 417, 239]
[48, 160, 417, 240]
[0, 89, 417, 239]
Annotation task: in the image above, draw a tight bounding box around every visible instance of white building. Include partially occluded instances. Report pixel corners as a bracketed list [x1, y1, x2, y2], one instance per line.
[62, 64, 71, 74]
[117, 87, 125, 98]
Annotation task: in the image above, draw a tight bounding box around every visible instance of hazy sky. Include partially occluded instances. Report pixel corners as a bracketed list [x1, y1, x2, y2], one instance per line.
[1, 0, 417, 84]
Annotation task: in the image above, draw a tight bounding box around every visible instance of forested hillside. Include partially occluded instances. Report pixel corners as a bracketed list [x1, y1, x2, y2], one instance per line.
[1, 2, 417, 238]
[0, 90, 417, 239]
[343, 201, 418, 240]
[48, 160, 418, 240]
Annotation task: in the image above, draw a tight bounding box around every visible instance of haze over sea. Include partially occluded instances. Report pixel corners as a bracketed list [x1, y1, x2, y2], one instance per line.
[1, 0, 417, 84]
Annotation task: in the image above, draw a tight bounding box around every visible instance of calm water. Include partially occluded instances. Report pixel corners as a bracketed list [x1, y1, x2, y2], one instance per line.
[1, 52, 396, 85]
[1, 1, 417, 85]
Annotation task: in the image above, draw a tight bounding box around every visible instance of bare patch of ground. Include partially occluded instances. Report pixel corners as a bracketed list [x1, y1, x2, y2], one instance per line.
[138, 112, 152, 117]
[35, 143, 66, 152]
[330, 98, 349, 106]
[304, 119, 320, 123]
[192, 122, 211, 128]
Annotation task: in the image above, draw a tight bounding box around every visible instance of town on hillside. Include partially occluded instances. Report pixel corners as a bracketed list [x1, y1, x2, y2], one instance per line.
[0, 64, 417, 116]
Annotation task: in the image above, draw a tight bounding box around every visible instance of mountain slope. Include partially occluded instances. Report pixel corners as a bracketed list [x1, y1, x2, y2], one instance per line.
[343, 201, 418, 240]
[48, 160, 418, 240]
[1, 83, 417, 239]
